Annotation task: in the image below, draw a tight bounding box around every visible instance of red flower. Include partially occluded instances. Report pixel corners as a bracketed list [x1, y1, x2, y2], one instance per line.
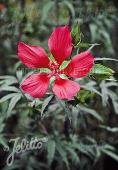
[18, 26, 94, 100]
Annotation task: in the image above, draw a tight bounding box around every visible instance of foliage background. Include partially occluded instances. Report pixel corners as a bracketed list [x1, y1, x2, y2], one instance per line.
[0, 0, 118, 170]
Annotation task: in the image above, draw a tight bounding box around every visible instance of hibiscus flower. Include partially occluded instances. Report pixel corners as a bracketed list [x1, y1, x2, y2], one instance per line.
[18, 26, 94, 100]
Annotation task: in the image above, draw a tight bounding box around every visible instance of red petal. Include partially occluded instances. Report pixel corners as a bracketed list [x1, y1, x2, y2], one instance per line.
[64, 51, 94, 78]
[18, 42, 50, 68]
[53, 77, 80, 100]
[48, 26, 72, 65]
[21, 74, 50, 98]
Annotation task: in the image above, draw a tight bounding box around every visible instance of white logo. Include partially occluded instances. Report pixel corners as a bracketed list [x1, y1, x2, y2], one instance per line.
[3, 137, 48, 166]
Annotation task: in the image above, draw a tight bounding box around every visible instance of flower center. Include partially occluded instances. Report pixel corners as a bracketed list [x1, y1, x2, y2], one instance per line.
[49, 61, 63, 76]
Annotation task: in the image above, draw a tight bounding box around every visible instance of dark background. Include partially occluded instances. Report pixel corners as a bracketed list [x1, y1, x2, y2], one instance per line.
[0, 0, 118, 170]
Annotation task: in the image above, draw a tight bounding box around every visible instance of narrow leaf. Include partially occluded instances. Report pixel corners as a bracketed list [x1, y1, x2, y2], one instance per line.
[0, 93, 18, 103]
[7, 94, 22, 117]
[47, 140, 56, 165]
[79, 105, 103, 122]
[102, 149, 118, 162]
[41, 95, 54, 117]
[91, 64, 114, 75]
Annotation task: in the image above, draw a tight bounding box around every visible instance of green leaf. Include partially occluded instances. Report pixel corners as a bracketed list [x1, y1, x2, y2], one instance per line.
[56, 143, 69, 168]
[81, 81, 102, 96]
[89, 24, 98, 42]
[41, 1, 54, 22]
[0, 118, 5, 133]
[66, 147, 80, 164]
[95, 58, 118, 62]
[71, 22, 81, 46]
[90, 64, 114, 80]
[57, 99, 72, 121]
[101, 144, 115, 151]
[0, 76, 18, 85]
[99, 125, 118, 132]
[76, 89, 95, 103]
[0, 135, 7, 148]
[101, 149, 118, 162]
[0, 86, 19, 92]
[41, 95, 54, 117]
[0, 93, 18, 103]
[16, 70, 23, 82]
[112, 100, 118, 114]
[91, 64, 114, 75]
[0, 75, 16, 80]
[7, 93, 22, 117]
[47, 139, 56, 165]
[79, 105, 103, 122]
[63, 1, 75, 19]
[71, 143, 93, 158]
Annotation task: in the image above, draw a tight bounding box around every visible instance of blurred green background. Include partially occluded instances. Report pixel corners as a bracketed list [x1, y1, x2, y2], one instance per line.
[0, 0, 118, 170]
